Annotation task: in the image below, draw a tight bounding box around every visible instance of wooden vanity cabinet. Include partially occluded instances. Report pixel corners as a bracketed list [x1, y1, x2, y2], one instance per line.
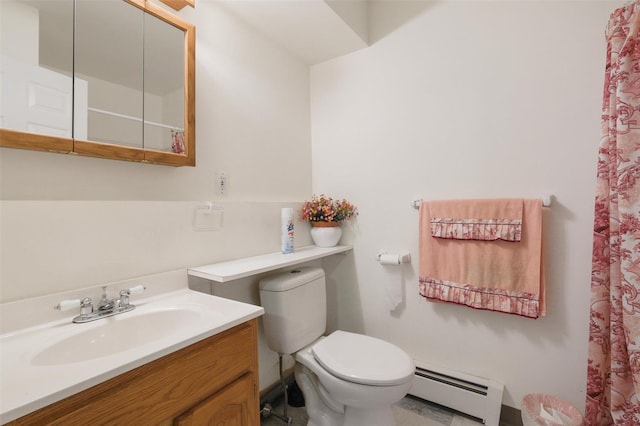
[8, 320, 259, 426]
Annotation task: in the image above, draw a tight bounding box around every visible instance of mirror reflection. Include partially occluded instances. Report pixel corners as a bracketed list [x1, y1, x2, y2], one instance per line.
[143, 10, 186, 153]
[0, 0, 188, 155]
[0, 0, 74, 139]
[76, 0, 144, 147]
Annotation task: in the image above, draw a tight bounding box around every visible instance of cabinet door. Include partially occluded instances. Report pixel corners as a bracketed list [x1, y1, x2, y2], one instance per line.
[174, 373, 256, 426]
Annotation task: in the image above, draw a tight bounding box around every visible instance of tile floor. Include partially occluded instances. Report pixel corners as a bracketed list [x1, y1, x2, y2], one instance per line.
[261, 394, 484, 426]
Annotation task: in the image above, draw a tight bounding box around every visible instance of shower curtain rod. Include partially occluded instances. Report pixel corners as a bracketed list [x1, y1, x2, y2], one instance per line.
[411, 195, 553, 209]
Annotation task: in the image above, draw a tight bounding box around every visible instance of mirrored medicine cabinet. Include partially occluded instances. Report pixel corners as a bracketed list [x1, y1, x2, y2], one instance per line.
[0, 0, 195, 167]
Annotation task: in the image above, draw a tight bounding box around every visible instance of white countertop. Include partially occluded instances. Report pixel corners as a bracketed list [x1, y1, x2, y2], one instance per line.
[0, 270, 264, 423]
[188, 245, 352, 282]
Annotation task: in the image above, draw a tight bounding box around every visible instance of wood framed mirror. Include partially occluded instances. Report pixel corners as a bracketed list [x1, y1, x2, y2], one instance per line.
[0, 0, 195, 167]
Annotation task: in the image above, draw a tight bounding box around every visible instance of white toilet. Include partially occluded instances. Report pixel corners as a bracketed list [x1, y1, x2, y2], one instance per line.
[259, 267, 414, 426]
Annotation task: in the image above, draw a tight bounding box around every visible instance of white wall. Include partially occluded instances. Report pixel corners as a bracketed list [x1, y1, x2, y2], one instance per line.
[310, 0, 617, 412]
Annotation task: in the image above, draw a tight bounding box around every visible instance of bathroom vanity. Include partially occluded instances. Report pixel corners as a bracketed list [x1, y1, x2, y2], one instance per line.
[0, 269, 264, 425]
[6, 320, 259, 425]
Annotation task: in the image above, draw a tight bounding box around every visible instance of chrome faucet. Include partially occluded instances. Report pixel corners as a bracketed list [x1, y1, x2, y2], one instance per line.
[97, 286, 115, 311]
[55, 285, 146, 323]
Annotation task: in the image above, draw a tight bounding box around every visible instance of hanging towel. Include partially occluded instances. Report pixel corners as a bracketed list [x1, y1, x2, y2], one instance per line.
[419, 199, 545, 318]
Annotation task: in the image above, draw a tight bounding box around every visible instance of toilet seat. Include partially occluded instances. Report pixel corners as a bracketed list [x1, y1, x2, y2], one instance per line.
[311, 330, 414, 386]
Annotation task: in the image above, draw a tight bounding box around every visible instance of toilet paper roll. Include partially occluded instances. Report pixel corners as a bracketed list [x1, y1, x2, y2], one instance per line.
[379, 254, 401, 265]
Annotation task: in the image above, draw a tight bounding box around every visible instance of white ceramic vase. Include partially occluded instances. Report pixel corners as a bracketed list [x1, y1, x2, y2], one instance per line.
[310, 222, 342, 247]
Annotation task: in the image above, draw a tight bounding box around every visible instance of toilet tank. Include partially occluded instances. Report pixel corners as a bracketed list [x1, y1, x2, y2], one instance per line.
[259, 267, 327, 355]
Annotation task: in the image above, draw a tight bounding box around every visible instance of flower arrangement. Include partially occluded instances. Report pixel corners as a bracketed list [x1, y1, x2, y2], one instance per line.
[301, 194, 358, 223]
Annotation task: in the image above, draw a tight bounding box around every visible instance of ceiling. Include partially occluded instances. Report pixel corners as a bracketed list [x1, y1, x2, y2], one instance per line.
[217, 0, 369, 65]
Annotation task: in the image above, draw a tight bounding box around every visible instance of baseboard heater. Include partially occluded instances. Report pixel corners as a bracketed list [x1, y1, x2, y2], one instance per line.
[409, 360, 504, 426]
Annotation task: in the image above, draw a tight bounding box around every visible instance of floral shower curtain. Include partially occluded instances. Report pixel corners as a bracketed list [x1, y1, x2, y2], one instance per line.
[586, 2, 640, 425]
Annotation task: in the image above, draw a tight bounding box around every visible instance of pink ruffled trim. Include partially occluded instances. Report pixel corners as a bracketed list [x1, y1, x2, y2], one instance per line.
[430, 217, 522, 241]
[419, 276, 540, 318]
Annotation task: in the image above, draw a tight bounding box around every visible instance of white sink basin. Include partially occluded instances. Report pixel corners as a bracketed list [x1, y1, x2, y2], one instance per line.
[30, 308, 202, 365]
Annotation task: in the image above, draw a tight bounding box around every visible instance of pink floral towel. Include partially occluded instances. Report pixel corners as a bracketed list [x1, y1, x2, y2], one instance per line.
[429, 199, 523, 241]
[419, 199, 545, 319]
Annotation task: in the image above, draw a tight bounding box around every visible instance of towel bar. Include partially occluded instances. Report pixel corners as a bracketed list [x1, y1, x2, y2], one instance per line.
[411, 195, 553, 209]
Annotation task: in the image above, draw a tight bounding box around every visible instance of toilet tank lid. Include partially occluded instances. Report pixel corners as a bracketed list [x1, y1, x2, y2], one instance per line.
[259, 267, 325, 292]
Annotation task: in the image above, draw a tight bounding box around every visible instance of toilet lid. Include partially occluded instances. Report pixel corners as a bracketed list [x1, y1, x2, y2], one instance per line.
[311, 330, 414, 386]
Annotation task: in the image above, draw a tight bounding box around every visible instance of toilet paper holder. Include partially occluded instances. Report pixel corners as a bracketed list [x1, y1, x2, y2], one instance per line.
[376, 252, 412, 265]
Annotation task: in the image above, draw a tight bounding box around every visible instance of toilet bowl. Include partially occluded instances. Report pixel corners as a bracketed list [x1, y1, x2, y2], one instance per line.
[259, 267, 415, 426]
[295, 331, 414, 426]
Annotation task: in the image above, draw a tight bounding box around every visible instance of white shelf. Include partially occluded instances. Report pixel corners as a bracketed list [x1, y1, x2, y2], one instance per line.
[188, 245, 352, 282]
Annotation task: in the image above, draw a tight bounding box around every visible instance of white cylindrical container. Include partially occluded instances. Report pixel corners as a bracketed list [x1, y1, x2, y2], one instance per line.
[281, 208, 294, 254]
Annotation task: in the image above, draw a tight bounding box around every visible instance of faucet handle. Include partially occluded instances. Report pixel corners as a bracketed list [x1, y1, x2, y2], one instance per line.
[119, 285, 146, 307]
[54, 299, 81, 311]
[119, 285, 145, 297]
[55, 297, 93, 315]
[128, 285, 146, 295]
